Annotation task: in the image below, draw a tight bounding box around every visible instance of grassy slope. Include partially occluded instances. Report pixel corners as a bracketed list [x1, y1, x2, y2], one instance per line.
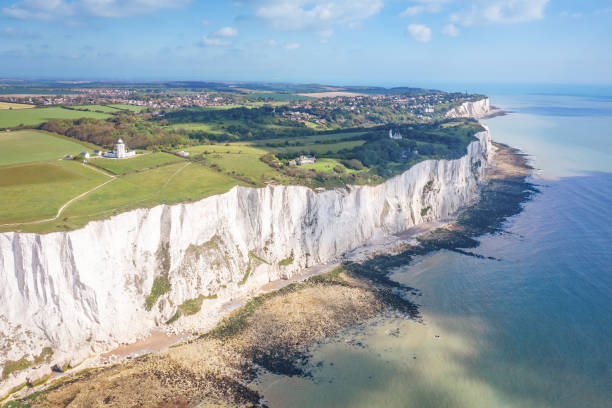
[0, 107, 110, 129]
[0, 160, 109, 224]
[94, 152, 183, 175]
[0, 130, 96, 166]
[2, 162, 243, 233]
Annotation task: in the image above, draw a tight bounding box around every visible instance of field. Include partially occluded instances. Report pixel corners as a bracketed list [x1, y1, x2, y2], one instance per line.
[170, 122, 225, 134]
[0, 130, 94, 166]
[94, 152, 183, 175]
[0, 160, 109, 224]
[0, 102, 34, 110]
[247, 92, 312, 101]
[48, 162, 243, 233]
[0, 107, 111, 128]
[71, 105, 123, 113]
[106, 104, 147, 112]
[270, 140, 365, 155]
[182, 144, 289, 183]
[299, 158, 366, 174]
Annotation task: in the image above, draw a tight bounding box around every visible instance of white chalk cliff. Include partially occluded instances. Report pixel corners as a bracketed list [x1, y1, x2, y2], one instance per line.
[0, 126, 492, 392]
[446, 97, 491, 119]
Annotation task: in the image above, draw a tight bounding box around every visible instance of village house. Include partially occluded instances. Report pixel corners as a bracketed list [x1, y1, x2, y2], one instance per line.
[292, 155, 316, 165]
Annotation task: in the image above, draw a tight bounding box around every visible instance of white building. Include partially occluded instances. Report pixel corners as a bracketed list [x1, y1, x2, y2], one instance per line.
[389, 129, 402, 140]
[104, 138, 136, 159]
[177, 150, 190, 157]
[80, 151, 90, 159]
[295, 155, 316, 165]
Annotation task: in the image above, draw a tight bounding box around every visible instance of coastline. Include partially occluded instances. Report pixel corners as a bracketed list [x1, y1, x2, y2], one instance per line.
[4, 142, 535, 407]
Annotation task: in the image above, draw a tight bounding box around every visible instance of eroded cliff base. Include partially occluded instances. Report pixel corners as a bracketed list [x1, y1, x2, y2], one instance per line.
[4, 144, 535, 408]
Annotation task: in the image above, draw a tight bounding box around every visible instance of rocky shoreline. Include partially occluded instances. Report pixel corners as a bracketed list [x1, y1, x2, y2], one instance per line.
[3, 143, 534, 407]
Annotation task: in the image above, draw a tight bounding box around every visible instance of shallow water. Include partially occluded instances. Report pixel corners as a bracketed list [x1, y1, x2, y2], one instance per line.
[257, 92, 612, 407]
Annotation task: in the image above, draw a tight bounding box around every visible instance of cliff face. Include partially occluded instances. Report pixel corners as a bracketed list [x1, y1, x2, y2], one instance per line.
[0, 128, 492, 390]
[446, 98, 491, 119]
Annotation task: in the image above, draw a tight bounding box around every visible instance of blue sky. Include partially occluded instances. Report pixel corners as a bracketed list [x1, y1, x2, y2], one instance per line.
[0, 0, 611, 85]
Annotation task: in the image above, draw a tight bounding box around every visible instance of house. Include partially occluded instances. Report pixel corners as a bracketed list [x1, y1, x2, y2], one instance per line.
[63, 154, 72, 160]
[93, 149, 102, 157]
[295, 155, 316, 165]
[80, 151, 90, 159]
[176, 150, 190, 157]
[389, 129, 402, 140]
[104, 138, 136, 159]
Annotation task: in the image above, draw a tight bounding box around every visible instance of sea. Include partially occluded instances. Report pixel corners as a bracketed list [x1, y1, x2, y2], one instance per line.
[256, 87, 612, 407]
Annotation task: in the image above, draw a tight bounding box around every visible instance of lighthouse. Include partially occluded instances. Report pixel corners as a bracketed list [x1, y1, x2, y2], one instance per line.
[116, 138, 126, 158]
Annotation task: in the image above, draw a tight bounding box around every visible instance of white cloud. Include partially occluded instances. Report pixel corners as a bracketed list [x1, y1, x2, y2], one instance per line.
[215, 26, 238, 37]
[400, 0, 451, 17]
[442, 23, 459, 36]
[400, 6, 425, 17]
[201, 35, 230, 46]
[453, 0, 549, 26]
[2, 0, 189, 20]
[201, 26, 238, 47]
[406, 24, 431, 43]
[267, 39, 278, 46]
[284, 42, 301, 50]
[201, 18, 211, 25]
[255, 0, 382, 31]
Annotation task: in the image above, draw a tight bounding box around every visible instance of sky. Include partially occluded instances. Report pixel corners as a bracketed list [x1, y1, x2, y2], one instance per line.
[0, 0, 611, 86]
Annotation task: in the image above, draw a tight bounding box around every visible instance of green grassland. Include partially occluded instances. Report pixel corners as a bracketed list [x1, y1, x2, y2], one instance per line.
[1, 161, 244, 233]
[170, 122, 225, 134]
[0, 130, 95, 166]
[270, 140, 365, 155]
[0, 107, 111, 129]
[0, 160, 109, 224]
[299, 158, 366, 174]
[53, 162, 243, 231]
[106, 104, 147, 112]
[71, 104, 123, 113]
[93, 152, 183, 175]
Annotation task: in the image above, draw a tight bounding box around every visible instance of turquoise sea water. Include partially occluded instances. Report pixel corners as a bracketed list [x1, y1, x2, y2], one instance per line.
[257, 91, 612, 407]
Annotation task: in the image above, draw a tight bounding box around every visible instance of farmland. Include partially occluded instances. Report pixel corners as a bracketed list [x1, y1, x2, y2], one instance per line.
[0, 130, 94, 166]
[0, 106, 111, 129]
[0, 102, 34, 110]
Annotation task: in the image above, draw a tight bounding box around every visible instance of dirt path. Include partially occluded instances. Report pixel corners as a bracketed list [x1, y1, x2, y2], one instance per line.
[0, 163, 115, 227]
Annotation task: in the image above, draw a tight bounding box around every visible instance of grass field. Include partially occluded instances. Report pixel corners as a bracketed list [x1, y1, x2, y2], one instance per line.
[0, 130, 94, 166]
[0, 160, 109, 224]
[0, 102, 35, 110]
[170, 122, 225, 134]
[270, 140, 365, 155]
[106, 104, 147, 112]
[298, 158, 366, 174]
[0, 106, 111, 128]
[94, 152, 183, 175]
[48, 162, 243, 232]
[71, 105, 122, 113]
[180, 144, 288, 183]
